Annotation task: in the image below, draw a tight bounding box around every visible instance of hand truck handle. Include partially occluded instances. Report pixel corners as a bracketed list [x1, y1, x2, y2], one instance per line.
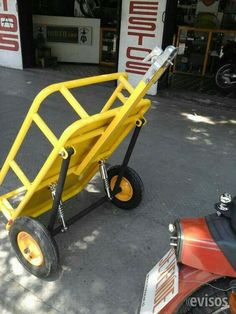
[143, 45, 178, 83]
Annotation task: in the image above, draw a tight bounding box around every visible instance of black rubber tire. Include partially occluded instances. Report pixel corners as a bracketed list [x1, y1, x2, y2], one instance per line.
[108, 165, 144, 210]
[177, 277, 231, 314]
[9, 216, 59, 279]
[215, 63, 236, 93]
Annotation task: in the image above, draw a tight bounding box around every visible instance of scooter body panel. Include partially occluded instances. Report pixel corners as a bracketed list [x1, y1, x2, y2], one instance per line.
[160, 264, 221, 313]
[179, 217, 236, 277]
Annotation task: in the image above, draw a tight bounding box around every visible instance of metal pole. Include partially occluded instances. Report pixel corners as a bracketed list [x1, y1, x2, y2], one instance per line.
[112, 119, 144, 196]
[47, 147, 74, 233]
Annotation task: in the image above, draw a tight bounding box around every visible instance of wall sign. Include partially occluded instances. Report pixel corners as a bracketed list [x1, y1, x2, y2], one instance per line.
[47, 26, 78, 43]
[34, 24, 92, 46]
[33, 15, 99, 63]
[118, 0, 167, 95]
[0, 0, 23, 69]
[78, 26, 92, 45]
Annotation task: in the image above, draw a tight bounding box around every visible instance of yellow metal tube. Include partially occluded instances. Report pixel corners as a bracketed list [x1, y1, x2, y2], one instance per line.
[101, 83, 124, 113]
[9, 161, 31, 189]
[33, 114, 58, 146]
[118, 75, 134, 94]
[75, 80, 151, 176]
[10, 147, 63, 220]
[68, 126, 106, 146]
[60, 87, 89, 119]
[117, 92, 127, 104]
[61, 72, 128, 90]
[1, 198, 14, 220]
[0, 114, 34, 185]
[0, 73, 127, 186]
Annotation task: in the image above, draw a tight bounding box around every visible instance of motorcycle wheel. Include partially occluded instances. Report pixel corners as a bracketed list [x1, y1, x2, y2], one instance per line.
[177, 278, 231, 313]
[215, 63, 236, 93]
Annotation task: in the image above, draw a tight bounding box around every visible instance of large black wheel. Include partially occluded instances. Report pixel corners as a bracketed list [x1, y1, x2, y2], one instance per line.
[178, 278, 231, 313]
[108, 165, 144, 210]
[9, 216, 59, 279]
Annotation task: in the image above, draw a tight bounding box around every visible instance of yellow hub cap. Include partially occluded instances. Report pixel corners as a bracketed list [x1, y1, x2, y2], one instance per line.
[110, 176, 133, 201]
[17, 232, 44, 267]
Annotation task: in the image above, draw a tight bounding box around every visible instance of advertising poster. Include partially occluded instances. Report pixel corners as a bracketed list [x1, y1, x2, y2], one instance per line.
[118, 0, 167, 95]
[0, 0, 23, 69]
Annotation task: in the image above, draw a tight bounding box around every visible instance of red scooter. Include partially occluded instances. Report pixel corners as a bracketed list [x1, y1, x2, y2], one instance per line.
[140, 193, 236, 313]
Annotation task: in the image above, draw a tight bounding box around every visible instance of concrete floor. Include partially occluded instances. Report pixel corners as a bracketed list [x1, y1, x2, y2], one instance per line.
[0, 66, 236, 314]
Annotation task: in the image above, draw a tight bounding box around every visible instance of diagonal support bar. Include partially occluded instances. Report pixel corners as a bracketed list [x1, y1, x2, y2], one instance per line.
[47, 147, 74, 233]
[9, 161, 31, 189]
[33, 114, 58, 146]
[60, 86, 89, 119]
[112, 119, 145, 196]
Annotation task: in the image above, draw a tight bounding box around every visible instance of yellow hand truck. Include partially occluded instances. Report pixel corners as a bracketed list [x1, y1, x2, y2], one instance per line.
[0, 46, 177, 279]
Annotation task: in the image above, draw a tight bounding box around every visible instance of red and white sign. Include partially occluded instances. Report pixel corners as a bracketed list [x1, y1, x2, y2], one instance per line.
[140, 248, 179, 314]
[118, 0, 167, 95]
[0, 0, 23, 69]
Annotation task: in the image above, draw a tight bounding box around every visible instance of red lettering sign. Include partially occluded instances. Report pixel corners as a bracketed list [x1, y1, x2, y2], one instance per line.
[0, 1, 19, 52]
[126, 61, 149, 75]
[0, 33, 19, 51]
[127, 47, 151, 60]
[153, 277, 175, 312]
[125, 0, 159, 75]
[159, 247, 175, 269]
[128, 17, 156, 31]
[128, 32, 155, 46]
[3, 0, 9, 11]
[130, 1, 159, 15]
[0, 14, 18, 32]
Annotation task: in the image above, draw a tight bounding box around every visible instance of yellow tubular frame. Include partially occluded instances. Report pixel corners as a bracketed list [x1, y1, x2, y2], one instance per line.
[0, 63, 169, 228]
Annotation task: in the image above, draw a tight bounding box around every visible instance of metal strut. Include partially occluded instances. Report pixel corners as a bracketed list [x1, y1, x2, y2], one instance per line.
[112, 119, 145, 196]
[49, 183, 68, 232]
[99, 160, 112, 200]
[47, 147, 74, 233]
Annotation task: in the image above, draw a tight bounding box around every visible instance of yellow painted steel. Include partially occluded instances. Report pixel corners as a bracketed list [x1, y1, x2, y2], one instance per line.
[17, 231, 44, 266]
[0, 63, 170, 229]
[110, 176, 133, 202]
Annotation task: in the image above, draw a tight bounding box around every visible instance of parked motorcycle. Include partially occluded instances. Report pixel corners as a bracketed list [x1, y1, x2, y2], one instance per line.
[140, 193, 236, 313]
[215, 41, 236, 93]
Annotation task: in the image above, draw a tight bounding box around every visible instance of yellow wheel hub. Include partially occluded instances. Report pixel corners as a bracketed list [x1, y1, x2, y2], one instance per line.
[110, 176, 133, 202]
[17, 231, 44, 267]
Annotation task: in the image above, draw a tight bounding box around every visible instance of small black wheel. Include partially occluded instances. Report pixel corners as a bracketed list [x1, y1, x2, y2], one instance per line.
[108, 165, 144, 210]
[9, 216, 59, 279]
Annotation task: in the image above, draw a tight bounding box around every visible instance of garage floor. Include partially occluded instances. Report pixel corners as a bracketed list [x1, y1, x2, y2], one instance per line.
[0, 66, 236, 313]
